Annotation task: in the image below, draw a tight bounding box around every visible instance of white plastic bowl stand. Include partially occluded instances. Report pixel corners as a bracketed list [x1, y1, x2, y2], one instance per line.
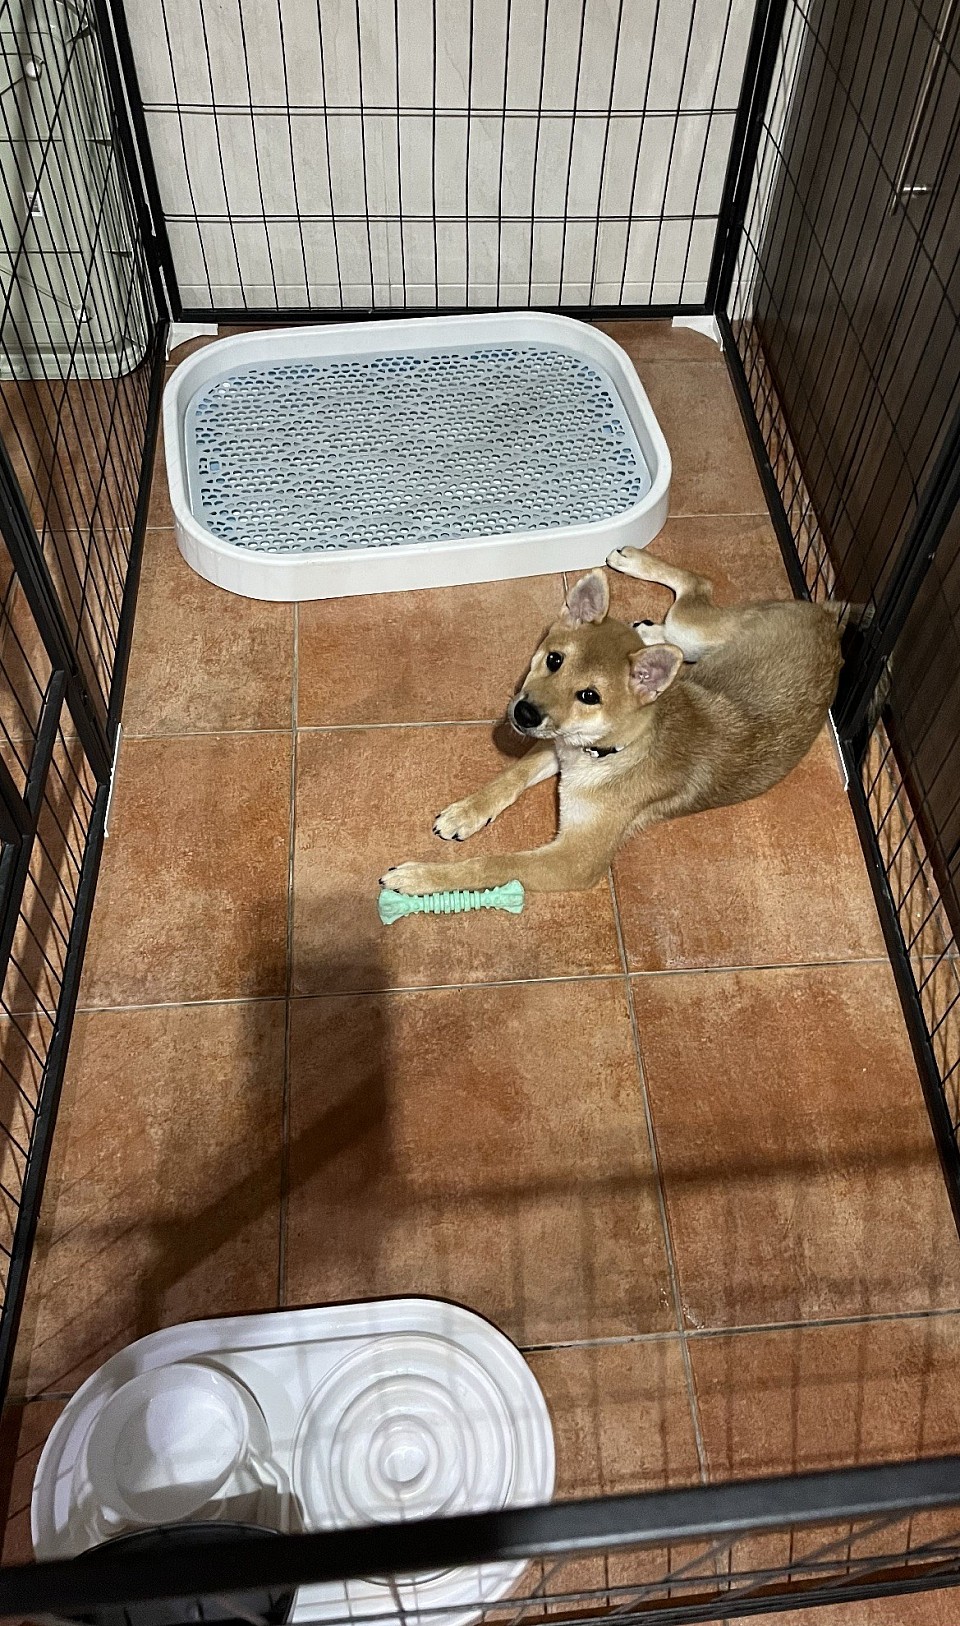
[32, 1298, 556, 1626]
[164, 312, 671, 602]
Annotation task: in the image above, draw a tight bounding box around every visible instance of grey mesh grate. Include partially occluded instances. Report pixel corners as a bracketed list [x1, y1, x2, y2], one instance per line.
[184, 343, 651, 554]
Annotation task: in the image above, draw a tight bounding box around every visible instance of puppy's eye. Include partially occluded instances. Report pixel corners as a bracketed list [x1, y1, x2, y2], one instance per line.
[545, 651, 563, 671]
[576, 688, 602, 706]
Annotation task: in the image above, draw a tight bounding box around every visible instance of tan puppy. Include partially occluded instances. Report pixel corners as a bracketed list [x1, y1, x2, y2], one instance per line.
[381, 547, 843, 895]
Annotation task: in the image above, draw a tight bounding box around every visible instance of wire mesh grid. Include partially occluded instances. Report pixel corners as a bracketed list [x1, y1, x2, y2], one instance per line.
[859, 497, 960, 1147]
[0, 720, 99, 1307]
[721, 0, 960, 1202]
[0, 0, 163, 1397]
[122, 0, 760, 318]
[0, 0, 159, 730]
[726, 0, 960, 617]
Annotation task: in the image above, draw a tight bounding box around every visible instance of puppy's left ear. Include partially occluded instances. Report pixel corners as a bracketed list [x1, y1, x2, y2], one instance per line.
[629, 644, 684, 701]
[561, 570, 609, 626]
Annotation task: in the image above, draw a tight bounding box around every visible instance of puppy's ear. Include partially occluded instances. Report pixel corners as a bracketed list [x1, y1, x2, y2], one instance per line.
[628, 644, 684, 701]
[561, 570, 609, 626]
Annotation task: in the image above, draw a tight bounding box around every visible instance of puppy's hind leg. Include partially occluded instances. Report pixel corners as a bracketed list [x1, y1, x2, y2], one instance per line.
[609, 547, 725, 661]
[608, 547, 715, 602]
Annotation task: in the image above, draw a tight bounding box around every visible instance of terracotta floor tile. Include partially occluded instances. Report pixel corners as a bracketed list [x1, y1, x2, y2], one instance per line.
[594, 317, 724, 364]
[298, 575, 563, 727]
[745, 1602, 955, 1626]
[81, 734, 290, 1007]
[527, 1340, 699, 1498]
[123, 530, 294, 735]
[284, 979, 673, 1345]
[614, 731, 885, 971]
[11, 1001, 284, 1397]
[148, 424, 173, 528]
[692, 1316, 960, 1480]
[604, 514, 791, 627]
[528, 1340, 705, 1609]
[691, 1317, 960, 1624]
[292, 725, 620, 994]
[0, 1400, 63, 1561]
[634, 963, 960, 1329]
[638, 361, 766, 516]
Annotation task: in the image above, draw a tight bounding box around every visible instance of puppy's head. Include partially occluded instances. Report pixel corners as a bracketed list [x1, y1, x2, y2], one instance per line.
[510, 570, 684, 749]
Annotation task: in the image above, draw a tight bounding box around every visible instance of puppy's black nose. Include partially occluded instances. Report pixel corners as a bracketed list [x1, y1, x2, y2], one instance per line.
[513, 697, 542, 730]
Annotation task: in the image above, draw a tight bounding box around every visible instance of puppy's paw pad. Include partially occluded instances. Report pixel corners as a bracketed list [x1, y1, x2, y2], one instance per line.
[433, 800, 490, 842]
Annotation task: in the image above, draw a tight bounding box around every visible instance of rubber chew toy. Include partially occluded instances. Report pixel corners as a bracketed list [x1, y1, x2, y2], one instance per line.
[378, 879, 525, 925]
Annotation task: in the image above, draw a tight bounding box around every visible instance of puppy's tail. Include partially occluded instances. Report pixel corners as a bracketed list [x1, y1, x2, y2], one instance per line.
[826, 598, 891, 733]
[827, 597, 874, 637]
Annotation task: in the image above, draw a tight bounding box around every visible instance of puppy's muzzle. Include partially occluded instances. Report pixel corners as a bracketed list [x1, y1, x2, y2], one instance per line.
[511, 696, 543, 734]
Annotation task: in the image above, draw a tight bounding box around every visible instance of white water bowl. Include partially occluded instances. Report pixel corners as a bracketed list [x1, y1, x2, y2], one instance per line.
[164, 312, 671, 601]
[84, 1364, 255, 1525]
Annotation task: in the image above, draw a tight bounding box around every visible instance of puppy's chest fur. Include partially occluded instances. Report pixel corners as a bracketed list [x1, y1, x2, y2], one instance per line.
[557, 735, 654, 830]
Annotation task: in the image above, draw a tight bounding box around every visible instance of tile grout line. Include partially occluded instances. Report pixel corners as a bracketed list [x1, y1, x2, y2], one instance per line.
[607, 870, 709, 1484]
[278, 603, 299, 1310]
[19, 1304, 960, 1408]
[522, 1303, 960, 1351]
[67, 957, 895, 1017]
[123, 720, 501, 741]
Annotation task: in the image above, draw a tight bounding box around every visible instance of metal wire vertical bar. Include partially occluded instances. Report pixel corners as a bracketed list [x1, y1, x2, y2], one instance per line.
[236, 0, 278, 310]
[526, 0, 551, 306]
[393, 0, 406, 307]
[678, 0, 736, 304]
[353, 0, 376, 306]
[157, 0, 214, 307]
[196, 0, 245, 304]
[431, 0, 439, 306]
[495, 0, 513, 306]
[463, 0, 475, 304]
[557, 0, 589, 303]
[587, 0, 626, 306]
[315, 0, 344, 307]
[275, 0, 309, 305]
[707, 0, 790, 312]
[650, 3, 702, 303]
[617, 0, 661, 303]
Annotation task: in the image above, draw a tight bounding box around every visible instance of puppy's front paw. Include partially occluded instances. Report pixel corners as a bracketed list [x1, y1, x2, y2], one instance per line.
[380, 862, 437, 896]
[607, 547, 644, 576]
[433, 797, 492, 842]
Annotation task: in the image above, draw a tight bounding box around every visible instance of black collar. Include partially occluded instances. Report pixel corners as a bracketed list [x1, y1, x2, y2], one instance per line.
[583, 743, 622, 758]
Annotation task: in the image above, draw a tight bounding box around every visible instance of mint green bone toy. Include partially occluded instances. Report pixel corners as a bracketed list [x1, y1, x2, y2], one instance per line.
[378, 879, 524, 925]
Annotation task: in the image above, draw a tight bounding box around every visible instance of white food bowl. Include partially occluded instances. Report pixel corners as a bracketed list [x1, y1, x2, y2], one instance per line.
[164, 312, 671, 601]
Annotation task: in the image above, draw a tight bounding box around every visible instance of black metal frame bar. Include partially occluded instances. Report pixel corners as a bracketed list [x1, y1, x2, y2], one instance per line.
[105, 318, 166, 741]
[174, 301, 710, 327]
[91, 0, 180, 321]
[6, 1456, 960, 1621]
[706, 0, 791, 311]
